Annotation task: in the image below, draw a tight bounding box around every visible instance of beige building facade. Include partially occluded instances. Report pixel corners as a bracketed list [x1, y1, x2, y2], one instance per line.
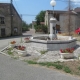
[45, 9, 80, 33]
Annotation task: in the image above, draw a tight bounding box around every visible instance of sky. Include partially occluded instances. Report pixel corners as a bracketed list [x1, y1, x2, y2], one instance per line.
[0, 0, 80, 24]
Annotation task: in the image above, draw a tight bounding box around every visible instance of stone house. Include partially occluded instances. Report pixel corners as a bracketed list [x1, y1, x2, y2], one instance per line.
[45, 8, 80, 33]
[0, 3, 22, 37]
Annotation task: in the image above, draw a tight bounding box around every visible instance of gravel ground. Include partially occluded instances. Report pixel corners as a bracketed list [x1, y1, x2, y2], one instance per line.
[15, 41, 80, 62]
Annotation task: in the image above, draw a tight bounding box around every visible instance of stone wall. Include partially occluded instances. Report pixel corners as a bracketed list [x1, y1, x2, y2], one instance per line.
[0, 3, 22, 37]
[60, 14, 77, 33]
[30, 36, 77, 51]
[45, 11, 80, 33]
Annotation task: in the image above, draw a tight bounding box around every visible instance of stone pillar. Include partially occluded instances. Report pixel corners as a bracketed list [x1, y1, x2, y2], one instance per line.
[49, 17, 57, 40]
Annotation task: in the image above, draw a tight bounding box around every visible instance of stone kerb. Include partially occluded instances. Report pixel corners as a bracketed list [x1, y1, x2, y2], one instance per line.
[30, 35, 77, 51]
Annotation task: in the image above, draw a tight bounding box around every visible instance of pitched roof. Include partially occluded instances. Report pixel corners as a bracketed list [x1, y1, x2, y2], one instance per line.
[0, 3, 21, 20]
[74, 7, 80, 12]
[46, 10, 67, 14]
[46, 10, 77, 15]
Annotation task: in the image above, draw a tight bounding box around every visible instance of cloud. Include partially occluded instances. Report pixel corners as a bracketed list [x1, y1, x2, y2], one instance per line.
[71, 0, 80, 5]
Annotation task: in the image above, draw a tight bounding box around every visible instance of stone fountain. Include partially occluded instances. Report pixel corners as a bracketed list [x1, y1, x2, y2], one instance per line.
[30, 17, 76, 51]
[29, 0, 76, 51]
[49, 17, 57, 40]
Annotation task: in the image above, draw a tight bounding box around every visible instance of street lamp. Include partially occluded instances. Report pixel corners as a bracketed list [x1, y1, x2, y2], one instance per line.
[50, 0, 56, 16]
[49, 0, 57, 40]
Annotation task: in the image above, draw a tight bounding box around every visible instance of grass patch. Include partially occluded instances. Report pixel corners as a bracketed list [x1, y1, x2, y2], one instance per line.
[26, 60, 80, 76]
[38, 62, 54, 67]
[7, 48, 13, 55]
[27, 60, 37, 64]
[27, 61, 63, 69]
[54, 64, 63, 70]
[78, 66, 80, 70]
[40, 50, 47, 55]
[63, 66, 71, 73]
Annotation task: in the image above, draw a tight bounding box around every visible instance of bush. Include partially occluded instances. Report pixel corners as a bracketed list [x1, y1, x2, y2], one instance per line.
[41, 25, 48, 33]
[34, 24, 48, 33]
[22, 27, 29, 32]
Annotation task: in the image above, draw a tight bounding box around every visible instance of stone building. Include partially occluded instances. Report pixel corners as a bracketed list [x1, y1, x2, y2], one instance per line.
[45, 8, 80, 33]
[0, 3, 22, 37]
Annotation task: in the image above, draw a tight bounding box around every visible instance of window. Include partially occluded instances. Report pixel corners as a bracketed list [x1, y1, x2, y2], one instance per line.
[0, 17, 5, 24]
[14, 27, 18, 33]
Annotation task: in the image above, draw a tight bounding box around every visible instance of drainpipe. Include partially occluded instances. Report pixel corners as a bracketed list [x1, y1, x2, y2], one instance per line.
[10, 0, 13, 36]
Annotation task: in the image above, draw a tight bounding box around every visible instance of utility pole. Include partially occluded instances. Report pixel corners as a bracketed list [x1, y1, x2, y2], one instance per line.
[10, 0, 13, 36]
[68, 0, 71, 35]
[20, 14, 23, 35]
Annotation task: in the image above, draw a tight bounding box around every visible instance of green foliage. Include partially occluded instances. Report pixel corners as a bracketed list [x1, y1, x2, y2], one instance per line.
[52, 62, 63, 69]
[7, 48, 13, 55]
[28, 23, 32, 28]
[26, 60, 63, 69]
[24, 60, 80, 76]
[38, 62, 55, 67]
[63, 66, 71, 73]
[34, 24, 48, 33]
[55, 64, 63, 69]
[22, 21, 29, 32]
[38, 62, 48, 66]
[40, 50, 47, 55]
[78, 67, 80, 70]
[41, 25, 48, 33]
[35, 11, 45, 25]
[27, 60, 37, 64]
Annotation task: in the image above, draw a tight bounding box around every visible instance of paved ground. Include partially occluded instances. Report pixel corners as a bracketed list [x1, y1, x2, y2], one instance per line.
[0, 32, 32, 50]
[0, 31, 80, 80]
[0, 54, 80, 80]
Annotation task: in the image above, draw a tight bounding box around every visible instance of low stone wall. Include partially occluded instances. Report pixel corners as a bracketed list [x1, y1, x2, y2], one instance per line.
[30, 35, 77, 51]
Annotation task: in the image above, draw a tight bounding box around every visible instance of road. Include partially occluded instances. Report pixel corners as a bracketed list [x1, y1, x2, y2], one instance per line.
[0, 32, 80, 80]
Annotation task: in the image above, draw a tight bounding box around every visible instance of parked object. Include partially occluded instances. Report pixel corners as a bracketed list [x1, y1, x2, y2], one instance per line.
[75, 27, 80, 34]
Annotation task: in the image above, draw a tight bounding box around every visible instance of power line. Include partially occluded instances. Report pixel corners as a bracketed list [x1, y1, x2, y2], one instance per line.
[13, 0, 21, 15]
[56, 0, 80, 3]
[12, 0, 80, 17]
[21, 14, 37, 16]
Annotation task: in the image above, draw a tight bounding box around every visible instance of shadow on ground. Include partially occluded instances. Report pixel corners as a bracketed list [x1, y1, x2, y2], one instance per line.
[0, 34, 32, 40]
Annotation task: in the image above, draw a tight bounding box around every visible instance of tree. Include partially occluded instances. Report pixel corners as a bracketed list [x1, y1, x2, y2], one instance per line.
[34, 24, 48, 33]
[35, 11, 45, 25]
[34, 10, 48, 33]
[28, 23, 32, 28]
[22, 21, 29, 32]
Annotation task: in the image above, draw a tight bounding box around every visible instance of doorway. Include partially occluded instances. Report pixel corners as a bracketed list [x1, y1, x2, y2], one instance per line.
[56, 24, 60, 32]
[1, 28, 5, 37]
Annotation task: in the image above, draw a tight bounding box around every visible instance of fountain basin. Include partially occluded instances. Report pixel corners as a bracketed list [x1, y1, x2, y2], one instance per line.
[30, 35, 77, 51]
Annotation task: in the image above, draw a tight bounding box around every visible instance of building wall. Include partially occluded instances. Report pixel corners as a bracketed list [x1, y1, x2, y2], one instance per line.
[0, 3, 22, 37]
[12, 5, 22, 35]
[45, 11, 60, 33]
[45, 11, 80, 33]
[76, 14, 80, 29]
[60, 14, 77, 33]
